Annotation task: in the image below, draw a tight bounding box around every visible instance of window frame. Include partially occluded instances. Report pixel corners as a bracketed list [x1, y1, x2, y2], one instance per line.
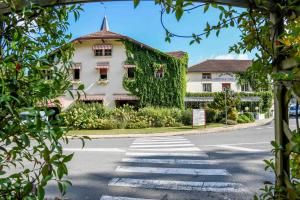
[99, 68, 108, 80]
[127, 67, 135, 78]
[73, 68, 80, 80]
[241, 83, 250, 92]
[154, 67, 164, 79]
[202, 83, 212, 92]
[202, 73, 212, 80]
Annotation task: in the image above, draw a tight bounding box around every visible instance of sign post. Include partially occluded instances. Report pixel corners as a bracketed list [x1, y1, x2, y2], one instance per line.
[192, 109, 206, 128]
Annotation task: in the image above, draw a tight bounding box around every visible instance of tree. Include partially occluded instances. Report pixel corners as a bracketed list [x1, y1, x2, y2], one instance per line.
[0, 1, 83, 199]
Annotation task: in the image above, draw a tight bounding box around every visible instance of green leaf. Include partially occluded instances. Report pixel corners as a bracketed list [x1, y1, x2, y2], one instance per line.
[175, 8, 183, 21]
[63, 153, 74, 163]
[204, 4, 209, 13]
[133, 0, 140, 8]
[37, 186, 45, 200]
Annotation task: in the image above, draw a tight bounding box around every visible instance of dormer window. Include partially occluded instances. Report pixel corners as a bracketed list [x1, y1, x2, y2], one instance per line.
[155, 67, 164, 78]
[93, 45, 112, 56]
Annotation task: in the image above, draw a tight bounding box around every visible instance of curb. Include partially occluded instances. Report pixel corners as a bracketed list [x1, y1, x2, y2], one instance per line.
[67, 117, 274, 139]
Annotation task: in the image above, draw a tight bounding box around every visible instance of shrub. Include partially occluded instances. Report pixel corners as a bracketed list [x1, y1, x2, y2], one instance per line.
[95, 119, 122, 130]
[220, 118, 238, 125]
[237, 114, 251, 123]
[244, 112, 255, 122]
[228, 107, 238, 121]
[205, 108, 219, 123]
[181, 109, 192, 125]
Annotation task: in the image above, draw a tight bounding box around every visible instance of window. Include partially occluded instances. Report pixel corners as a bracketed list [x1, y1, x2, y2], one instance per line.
[42, 70, 52, 80]
[222, 83, 231, 91]
[203, 83, 212, 92]
[202, 73, 211, 80]
[104, 49, 112, 56]
[99, 68, 108, 80]
[94, 49, 103, 56]
[73, 69, 80, 80]
[127, 67, 135, 78]
[241, 83, 250, 92]
[155, 67, 164, 78]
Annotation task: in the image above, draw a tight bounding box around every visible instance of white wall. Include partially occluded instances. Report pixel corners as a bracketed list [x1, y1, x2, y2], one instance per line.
[71, 40, 129, 108]
[187, 72, 246, 93]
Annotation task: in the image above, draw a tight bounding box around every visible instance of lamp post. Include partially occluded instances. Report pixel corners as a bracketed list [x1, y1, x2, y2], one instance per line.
[224, 88, 228, 125]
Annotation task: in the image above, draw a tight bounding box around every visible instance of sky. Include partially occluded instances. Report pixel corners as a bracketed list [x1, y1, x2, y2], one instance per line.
[67, 2, 255, 66]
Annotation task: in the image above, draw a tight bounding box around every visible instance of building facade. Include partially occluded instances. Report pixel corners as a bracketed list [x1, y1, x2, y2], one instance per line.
[187, 59, 252, 93]
[67, 16, 187, 108]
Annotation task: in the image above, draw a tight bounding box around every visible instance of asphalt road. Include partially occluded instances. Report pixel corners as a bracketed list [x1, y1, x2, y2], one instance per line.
[45, 119, 297, 200]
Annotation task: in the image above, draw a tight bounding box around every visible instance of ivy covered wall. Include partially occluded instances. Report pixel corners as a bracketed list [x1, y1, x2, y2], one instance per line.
[122, 40, 188, 109]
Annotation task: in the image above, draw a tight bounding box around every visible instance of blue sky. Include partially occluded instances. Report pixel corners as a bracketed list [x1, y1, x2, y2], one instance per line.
[68, 2, 254, 66]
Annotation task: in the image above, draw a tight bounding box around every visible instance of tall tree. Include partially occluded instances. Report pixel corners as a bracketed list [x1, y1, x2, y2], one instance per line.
[0, 1, 83, 199]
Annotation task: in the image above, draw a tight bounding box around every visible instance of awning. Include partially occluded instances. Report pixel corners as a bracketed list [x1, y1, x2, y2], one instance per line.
[71, 62, 81, 69]
[124, 64, 136, 68]
[47, 96, 75, 111]
[95, 62, 109, 69]
[80, 94, 105, 101]
[92, 44, 112, 50]
[114, 94, 139, 101]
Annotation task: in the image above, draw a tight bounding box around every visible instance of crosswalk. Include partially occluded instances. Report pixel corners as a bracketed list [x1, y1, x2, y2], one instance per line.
[100, 136, 247, 200]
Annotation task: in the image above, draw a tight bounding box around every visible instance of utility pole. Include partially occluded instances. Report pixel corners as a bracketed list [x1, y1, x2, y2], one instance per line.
[224, 88, 228, 125]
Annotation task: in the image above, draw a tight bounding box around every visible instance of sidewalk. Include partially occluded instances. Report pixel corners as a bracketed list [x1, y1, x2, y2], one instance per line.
[69, 117, 274, 139]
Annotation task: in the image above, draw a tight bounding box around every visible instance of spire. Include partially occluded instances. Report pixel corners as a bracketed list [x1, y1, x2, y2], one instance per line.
[100, 16, 109, 31]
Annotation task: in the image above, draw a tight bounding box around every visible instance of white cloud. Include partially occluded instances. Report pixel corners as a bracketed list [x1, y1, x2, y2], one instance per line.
[213, 54, 249, 60]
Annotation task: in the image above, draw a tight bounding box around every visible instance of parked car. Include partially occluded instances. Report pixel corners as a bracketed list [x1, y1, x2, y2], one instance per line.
[19, 111, 48, 124]
[289, 105, 300, 116]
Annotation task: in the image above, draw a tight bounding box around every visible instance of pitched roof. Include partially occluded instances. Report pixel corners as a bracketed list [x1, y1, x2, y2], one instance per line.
[72, 17, 186, 60]
[188, 59, 252, 73]
[166, 51, 186, 58]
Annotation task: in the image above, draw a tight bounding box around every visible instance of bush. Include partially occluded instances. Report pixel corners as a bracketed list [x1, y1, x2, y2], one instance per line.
[228, 107, 238, 121]
[237, 114, 251, 123]
[62, 104, 188, 130]
[244, 112, 255, 122]
[181, 109, 192, 125]
[220, 118, 238, 125]
[205, 108, 219, 123]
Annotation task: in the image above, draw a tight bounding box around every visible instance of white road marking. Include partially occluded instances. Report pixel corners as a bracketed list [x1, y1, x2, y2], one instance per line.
[108, 178, 244, 193]
[200, 142, 269, 147]
[255, 127, 263, 130]
[126, 152, 208, 157]
[267, 127, 273, 129]
[122, 158, 217, 165]
[213, 145, 264, 152]
[132, 141, 191, 145]
[116, 166, 230, 176]
[130, 144, 195, 148]
[129, 147, 201, 152]
[134, 139, 188, 142]
[139, 136, 185, 139]
[63, 148, 126, 152]
[100, 195, 157, 200]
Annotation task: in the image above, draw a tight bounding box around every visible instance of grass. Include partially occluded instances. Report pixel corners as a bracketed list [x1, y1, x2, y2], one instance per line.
[67, 123, 224, 135]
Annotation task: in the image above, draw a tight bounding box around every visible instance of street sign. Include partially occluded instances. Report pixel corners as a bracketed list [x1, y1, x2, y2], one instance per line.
[192, 109, 206, 127]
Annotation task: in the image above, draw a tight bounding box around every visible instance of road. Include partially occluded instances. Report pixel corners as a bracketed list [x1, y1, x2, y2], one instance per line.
[46, 119, 296, 200]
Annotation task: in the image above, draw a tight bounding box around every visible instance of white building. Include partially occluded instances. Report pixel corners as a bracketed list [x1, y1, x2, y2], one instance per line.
[65, 16, 186, 108]
[187, 59, 252, 93]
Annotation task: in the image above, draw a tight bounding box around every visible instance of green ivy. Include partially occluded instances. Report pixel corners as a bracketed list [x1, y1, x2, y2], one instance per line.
[122, 40, 188, 109]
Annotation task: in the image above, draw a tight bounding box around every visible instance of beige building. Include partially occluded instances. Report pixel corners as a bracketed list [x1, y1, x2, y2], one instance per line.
[187, 59, 252, 93]
[67, 16, 186, 108]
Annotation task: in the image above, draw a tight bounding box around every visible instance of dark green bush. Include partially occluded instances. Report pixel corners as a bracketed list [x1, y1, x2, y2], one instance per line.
[244, 112, 255, 122]
[205, 108, 219, 123]
[181, 109, 192, 125]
